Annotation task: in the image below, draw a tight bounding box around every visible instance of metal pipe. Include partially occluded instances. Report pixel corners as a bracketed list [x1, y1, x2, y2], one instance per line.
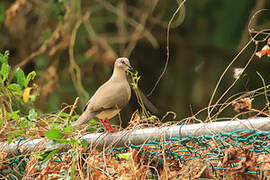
[83, 117, 270, 148]
[1, 117, 270, 155]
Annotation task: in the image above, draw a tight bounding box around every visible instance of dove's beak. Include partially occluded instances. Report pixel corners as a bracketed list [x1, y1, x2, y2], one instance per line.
[127, 65, 135, 73]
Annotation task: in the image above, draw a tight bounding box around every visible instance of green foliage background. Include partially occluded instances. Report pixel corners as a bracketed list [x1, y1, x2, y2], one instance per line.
[0, 0, 270, 126]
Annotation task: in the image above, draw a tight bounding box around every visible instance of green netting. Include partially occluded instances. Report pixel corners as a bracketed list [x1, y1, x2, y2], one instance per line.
[0, 137, 28, 179]
[1, 129, 270, 179]
[111, 129, 270, 179]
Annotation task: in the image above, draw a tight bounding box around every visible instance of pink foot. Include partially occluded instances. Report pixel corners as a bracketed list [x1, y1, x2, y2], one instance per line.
[98, 118, 109, 133]
[105, 118, 118, 133]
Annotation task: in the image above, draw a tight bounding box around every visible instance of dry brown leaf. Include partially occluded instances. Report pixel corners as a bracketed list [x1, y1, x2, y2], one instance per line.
[232, 98, 252, 113]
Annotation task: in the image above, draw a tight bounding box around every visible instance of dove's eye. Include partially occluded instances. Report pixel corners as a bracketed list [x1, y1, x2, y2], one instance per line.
[120, 60, 126, 65]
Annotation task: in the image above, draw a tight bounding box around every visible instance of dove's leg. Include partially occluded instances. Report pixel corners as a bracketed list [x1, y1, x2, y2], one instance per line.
[105, 118, 118, 132]
[98, 118, 109, 132]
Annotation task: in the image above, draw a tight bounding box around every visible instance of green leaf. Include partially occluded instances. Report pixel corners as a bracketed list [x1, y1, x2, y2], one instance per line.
[70, 151, 77, 180]
[8, 83, 22, 95]
[43, 150, 58, 163]
[0, 63, 10, 81]
[11, 110, 20, 119]
[8, 137, 13, 144]
[55, 139, 70, 144]
[71, 115, 79, 121]
[0, 50, 9, 64]
[15, 67, 26, 88]
[117, 152, 131, 160]
[7, 110, 20, 120]
[45, 128, 63, 140]
[59, 112, 69, 118]
[89, 119, 97, 124]
[0, 117, 3, 126]
[28, 109, 38, 121]
[35, 155, 44, 159]
[20, 117, 28, 130]
[63, 125, 72, 133]
[70, 139, 78, 148]
[25, 71, 36, 87]
[81, 139, 88, 149]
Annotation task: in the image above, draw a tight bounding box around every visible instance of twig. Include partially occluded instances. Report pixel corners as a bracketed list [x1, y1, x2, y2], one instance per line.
[117, 1, 127, 54]
[69, 14, 89, 104]
[212, 86, 270, 118]
[8, 24, 63, 83]
[67, 97, 79, 123]
[207, 32, 263, 119]
[147, 0, 186, 97]
[98, 0, 158, 49]
[83, 11, 117, 59]
[256, 72, 270, 113]
[123, 1, 158, 57]
[238, 0, 266, 48]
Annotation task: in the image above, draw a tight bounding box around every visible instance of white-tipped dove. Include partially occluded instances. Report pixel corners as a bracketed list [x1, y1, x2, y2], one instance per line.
[73, 57, 133, 132]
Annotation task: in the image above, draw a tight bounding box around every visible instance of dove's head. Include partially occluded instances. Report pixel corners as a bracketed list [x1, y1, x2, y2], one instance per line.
[114, 57, 134, 72]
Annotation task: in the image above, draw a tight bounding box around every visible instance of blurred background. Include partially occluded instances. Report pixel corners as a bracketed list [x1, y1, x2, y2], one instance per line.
[0, 0, 270, 127]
